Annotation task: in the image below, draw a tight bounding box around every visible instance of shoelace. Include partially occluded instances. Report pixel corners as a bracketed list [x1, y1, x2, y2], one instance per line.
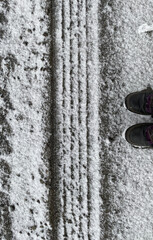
[146, 94, 153, 114]
[146, 125, 153, 144]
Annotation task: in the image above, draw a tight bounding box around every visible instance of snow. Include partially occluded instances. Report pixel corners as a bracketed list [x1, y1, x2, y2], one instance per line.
[138, 23, 153, 34]
[51, 0, 101, 239]
[1, 0, 153, 239]
[99, 0, 153, 239]
[1, 0, 51, 239]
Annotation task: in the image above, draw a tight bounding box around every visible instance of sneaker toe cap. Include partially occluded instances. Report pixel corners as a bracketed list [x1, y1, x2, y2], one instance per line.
[125, 125, 150, 146]
[126, 93, 144, 113]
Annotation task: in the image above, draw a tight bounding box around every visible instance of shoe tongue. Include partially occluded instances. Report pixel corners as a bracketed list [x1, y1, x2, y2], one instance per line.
[146, 94, 153, 113]
[146, 125, 153, 144]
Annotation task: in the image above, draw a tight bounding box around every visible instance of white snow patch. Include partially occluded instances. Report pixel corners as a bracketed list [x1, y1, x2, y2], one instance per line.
[138, 23, 153, 33]
[1, 0, 51, 239]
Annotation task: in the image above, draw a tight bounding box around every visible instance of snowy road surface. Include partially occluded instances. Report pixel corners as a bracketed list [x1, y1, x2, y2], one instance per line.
[50, 0, 100, 239]
[1, 0, 153, 239]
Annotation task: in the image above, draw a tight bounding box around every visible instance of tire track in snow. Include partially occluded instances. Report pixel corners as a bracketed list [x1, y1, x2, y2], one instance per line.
[51, 0, 100, 239]
[70, 0, 82, 238]
[78, 0, 88, 239]
[50, 0, 64, 239]
[86, 1, 100, 239]
[61, 0, 71, 238]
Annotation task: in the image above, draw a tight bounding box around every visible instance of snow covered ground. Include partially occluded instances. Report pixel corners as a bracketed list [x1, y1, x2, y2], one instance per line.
[99, 1, 153, 239]
[0, 0, 51, 239]
[50, 0, 100, 239]
[1, 0, 153, 239]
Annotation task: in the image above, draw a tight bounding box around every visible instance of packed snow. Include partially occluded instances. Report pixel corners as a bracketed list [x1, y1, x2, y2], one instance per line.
[51, 0, 100, 239]
[1, 0, 51, 239]
[1, 0, 153, 239]
[138, 23, 153, 34]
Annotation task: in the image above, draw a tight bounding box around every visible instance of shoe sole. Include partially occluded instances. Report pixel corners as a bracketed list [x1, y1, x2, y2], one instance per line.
[125, 87, 153, 115]
[125, 123, 153, 148]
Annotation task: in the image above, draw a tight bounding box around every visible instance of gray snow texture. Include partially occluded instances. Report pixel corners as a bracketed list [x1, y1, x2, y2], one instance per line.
[1, 0, 153, 239]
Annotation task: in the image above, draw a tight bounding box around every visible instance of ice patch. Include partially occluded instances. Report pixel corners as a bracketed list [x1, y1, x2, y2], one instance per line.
[138, 23, 153, 34]
[123, 100, 127, 110]
[105, 138, 110, 145]
[122, 128, 127, 141]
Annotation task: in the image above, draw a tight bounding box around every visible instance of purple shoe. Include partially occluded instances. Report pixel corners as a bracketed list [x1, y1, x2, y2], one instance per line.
[125, 123, 153, 148]
[125, 87, 153, 115]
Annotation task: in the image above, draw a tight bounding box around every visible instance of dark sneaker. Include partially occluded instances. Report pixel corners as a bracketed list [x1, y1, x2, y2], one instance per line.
[125, 123, 153, 147]
[125, 87, 153, 115]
